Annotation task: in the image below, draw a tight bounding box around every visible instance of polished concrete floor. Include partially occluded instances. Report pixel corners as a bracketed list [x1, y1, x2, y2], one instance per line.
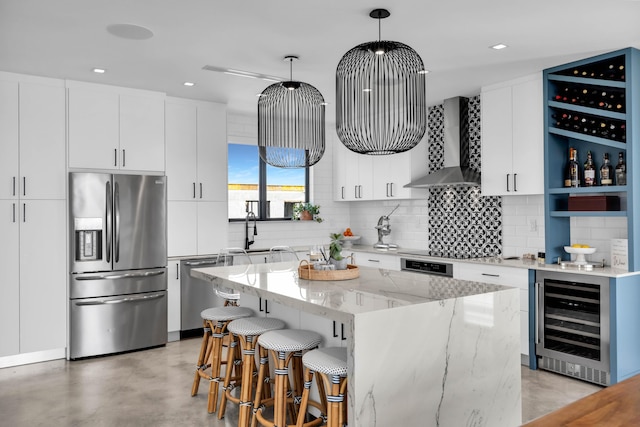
[0, 338, 602, 426]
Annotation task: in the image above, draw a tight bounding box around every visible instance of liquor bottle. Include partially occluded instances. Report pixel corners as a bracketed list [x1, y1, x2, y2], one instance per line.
[568, 148, 581, 188]
[600, 153, 614, 186]
[615, 152, 627, 185]
[583, 151, 596, 186]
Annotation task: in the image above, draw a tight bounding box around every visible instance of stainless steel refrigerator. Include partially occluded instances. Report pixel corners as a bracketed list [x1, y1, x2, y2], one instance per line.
[69, 173, 167, 359]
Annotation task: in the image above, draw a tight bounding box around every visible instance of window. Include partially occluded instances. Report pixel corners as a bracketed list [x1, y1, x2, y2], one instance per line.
[228, 143, 308, 220]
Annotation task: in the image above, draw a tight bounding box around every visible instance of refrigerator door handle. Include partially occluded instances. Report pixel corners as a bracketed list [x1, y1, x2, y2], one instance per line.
[114, 181, 120, 263]
[75, 269, 166, 281]
[105, 181, 112, 263]
[75, 292, 165, 306]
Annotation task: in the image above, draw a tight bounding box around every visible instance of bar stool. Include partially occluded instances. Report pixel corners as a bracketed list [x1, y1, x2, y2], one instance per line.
[218, 317, 287, 427]
[296, 347, 348, 427]
[191, 306, 254, 413]
[252, 329, 323, 427]
[268, 246, 299, 262]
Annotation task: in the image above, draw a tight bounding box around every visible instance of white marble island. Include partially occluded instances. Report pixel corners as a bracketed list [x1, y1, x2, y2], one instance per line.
[192, 262, 522, 426]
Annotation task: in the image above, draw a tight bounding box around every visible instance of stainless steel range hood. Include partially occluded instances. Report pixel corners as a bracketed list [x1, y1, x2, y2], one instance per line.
[404, 96, 480, 188]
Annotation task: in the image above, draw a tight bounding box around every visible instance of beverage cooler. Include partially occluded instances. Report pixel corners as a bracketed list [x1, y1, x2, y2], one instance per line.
[535, 270, 610, 385]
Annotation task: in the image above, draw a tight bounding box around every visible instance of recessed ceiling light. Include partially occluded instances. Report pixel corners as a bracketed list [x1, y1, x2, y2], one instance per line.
[363, 88, 372, 92]
[418, 69, 430, 74]
[106, 24, 154, 40]
[183, 82, 195, 87]
[93, 68, 106, 74]
[490, 43, 508, 50]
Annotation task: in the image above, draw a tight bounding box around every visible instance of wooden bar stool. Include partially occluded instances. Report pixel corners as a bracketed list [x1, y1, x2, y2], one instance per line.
[191, 306, 254, 413]
[218, 317, 286, 427]
[252, 329, 323, 427]
[296, 347, 348, 427]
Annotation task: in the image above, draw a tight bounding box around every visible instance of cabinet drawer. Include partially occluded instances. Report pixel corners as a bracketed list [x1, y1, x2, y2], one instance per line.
[455, 263, 529, 289]
[352, 252, 399, 270]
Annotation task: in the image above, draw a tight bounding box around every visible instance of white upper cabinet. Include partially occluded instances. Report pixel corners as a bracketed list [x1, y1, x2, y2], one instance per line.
[481, 72, 543, 196]
[334, 138, 429, 201]
[0, 79, 19, 200]
[119, 94, 165, 172]
[165, 98, 227, 202]
[67, 81, 165, 172]
[371, 140, 429, 200]
[0, 76, 66, 200]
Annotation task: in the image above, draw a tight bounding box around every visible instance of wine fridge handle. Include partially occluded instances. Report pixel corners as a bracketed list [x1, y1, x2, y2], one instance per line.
[535, 281, 541, 344]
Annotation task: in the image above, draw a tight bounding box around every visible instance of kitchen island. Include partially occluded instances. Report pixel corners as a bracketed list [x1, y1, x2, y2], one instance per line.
[192, 262, 522, 426]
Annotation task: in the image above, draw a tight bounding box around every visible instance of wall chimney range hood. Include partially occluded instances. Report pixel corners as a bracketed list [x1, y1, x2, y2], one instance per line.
[404, 96, 481, 188]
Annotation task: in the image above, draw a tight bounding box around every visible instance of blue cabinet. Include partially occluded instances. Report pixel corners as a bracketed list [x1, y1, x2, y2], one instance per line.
[543, 47, 639, 271]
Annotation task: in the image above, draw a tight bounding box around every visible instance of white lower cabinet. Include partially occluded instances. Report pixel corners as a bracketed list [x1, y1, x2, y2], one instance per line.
[167, 260, 181, 339]
[0, 200, 66, 357]
[238, 293, 299, 328]
[299, 312, 345, 348]
[351, 251, 400, 271]
[167, 201, 228, 257]
[454, 263, 530, 357]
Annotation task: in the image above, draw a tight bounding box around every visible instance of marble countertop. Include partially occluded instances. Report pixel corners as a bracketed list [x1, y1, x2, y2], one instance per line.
[346, 245, 638, 278]
[191, 261, 511, 323]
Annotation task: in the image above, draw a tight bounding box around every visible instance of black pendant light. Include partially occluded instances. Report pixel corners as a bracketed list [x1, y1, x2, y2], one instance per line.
[336, 8, 427, 155]
[258, 56, 326, 168]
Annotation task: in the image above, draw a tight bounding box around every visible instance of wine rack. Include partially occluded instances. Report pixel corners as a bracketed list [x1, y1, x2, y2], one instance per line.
[543, 47, 639, 271]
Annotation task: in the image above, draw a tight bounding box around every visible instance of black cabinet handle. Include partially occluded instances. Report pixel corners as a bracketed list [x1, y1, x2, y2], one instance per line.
[341, 323, 346, 341]
[114, 148, 118, 167]
[506, 174, 510, 192]
[265, 300, 270, 314]
[199, 183, 203, 199]
[332, 321, 338, 338]
[175, 263, 179, 280]
[259, 297, 264, 312]
[513, 173, 518, 192]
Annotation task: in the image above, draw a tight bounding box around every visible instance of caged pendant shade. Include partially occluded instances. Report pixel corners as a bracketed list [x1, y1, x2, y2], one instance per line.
[336, 8, 427, 155]
[258, 56, 326, 168]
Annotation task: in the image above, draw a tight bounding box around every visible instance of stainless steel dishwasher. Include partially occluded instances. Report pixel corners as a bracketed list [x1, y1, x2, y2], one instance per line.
[180, 257, 223, 338]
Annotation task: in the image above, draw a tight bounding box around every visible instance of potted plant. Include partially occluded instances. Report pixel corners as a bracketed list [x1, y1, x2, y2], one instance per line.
[293, 202, 323, 222]
[329, 232, 348, 270]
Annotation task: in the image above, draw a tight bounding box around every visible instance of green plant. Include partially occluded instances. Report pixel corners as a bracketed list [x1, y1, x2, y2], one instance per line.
[329, 233, 344, 260]
[292, 202, 323, 222]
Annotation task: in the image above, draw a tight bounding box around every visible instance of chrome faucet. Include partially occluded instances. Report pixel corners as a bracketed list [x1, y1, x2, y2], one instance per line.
[245, 211, 257, 250]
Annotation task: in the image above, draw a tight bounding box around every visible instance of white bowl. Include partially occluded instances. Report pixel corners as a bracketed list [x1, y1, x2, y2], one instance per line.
[341, 235, 361, 248]
[564, 246, 596, 264]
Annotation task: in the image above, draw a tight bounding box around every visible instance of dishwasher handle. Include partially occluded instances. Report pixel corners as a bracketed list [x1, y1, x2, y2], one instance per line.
[183, 259, 219, 267]
[75, 292, 165, 306]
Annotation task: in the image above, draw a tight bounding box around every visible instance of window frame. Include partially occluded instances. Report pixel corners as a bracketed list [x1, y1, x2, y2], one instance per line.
[228, 142, 310, 222]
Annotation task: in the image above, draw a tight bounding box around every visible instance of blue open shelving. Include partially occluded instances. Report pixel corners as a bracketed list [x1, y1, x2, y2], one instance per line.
[543, 47, 639, 272]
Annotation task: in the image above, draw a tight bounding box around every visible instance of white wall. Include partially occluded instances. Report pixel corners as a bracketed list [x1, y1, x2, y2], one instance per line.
[501, 194, 627, 265]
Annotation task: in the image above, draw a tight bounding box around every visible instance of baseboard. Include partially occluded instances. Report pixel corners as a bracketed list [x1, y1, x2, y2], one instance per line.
[0, 348, 66, 369]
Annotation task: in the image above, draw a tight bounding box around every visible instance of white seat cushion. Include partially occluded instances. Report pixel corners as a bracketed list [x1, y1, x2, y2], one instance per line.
[302, 347, 348, 376]
[258, 329, 322, 352]
[227, 317, 286, 336]
[200, 306, 254, 321]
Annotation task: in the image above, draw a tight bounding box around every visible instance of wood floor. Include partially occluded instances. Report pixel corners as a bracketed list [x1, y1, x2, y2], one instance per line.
[0, 338, 602, 426]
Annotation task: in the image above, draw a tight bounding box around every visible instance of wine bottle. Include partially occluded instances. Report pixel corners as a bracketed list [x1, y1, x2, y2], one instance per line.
[569, 148, 581, 188]
[600, 153, 614, 186]
[583, 151, 596, 187]
[615, 152, 626, 185]
[564, 148, 573, 187]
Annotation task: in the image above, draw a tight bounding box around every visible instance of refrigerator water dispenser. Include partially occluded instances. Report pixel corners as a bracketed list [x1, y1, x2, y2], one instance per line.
[74, 217, 103, 261]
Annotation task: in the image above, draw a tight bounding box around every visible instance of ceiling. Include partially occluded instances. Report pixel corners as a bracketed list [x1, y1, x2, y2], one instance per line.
[2, 0, 640, 120]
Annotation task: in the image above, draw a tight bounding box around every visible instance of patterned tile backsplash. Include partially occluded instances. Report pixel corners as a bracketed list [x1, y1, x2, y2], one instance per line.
[428, 96, 503, 258]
